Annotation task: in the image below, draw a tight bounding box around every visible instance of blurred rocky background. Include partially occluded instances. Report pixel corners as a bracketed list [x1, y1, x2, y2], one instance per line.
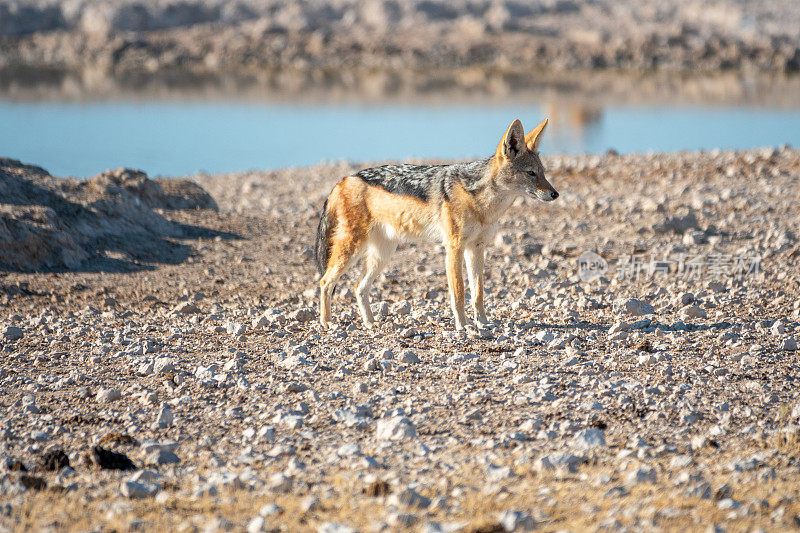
[1, 0, 799, 100]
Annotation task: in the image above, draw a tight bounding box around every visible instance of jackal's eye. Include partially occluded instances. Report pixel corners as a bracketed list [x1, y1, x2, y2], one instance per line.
[526, 170, 537, 177]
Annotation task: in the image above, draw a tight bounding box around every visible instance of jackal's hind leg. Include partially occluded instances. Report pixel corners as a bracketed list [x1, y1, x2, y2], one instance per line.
[320, 264, 345, 329]
[320, 240, 363, 329]
[465, 245, 488, 325]
[356, 239, 396, 327]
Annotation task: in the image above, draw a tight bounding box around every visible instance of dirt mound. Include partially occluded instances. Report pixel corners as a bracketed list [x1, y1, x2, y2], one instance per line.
[88, 168, 217, 211]
[0, 158, 217, 271]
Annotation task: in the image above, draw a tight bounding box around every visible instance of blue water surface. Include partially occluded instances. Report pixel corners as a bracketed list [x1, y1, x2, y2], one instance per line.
[1, 101, 798, 177]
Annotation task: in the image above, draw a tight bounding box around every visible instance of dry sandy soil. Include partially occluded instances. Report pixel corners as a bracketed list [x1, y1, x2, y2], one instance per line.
[1, 146, 800, 532]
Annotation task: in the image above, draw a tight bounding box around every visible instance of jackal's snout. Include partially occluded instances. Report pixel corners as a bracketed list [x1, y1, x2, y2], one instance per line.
[543, 178, 559, 200]
[526, 170, 558, 201]
[529, 183, 558, 202]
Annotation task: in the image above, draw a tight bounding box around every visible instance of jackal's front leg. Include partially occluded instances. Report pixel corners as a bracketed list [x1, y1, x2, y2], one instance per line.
[445, 244, 467, 330]
[465, 245, 487, 325]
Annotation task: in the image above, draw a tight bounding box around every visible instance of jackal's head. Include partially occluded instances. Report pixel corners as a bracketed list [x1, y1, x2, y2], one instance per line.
[493, 118, 558, 202]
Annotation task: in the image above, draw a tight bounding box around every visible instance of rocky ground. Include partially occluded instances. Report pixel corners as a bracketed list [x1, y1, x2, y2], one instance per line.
[1, 146, 800, 532]
[2, 0, 800, 89]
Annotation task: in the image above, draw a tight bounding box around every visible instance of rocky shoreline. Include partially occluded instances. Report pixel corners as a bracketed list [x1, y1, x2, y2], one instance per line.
[2, 0, 800, 87]
[4, 66, 800, 109]
[2, 147, 800, 531]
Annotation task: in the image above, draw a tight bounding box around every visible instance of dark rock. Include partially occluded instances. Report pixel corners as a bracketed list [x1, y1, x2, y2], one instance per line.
[363, 479, 391, 497]
[634, 340, 653, 352]
[90, 446, 136, 471]
[467, 523, 505, 533]
[652, 212, 700, 234]
[19, 474, 47, 491]
[99, 432, 137, 446]
[5, 459, 27, 472]
[36, 449, 70, 472]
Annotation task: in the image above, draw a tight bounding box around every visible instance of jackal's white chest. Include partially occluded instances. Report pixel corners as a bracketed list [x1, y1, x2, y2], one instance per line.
[460, 220, 497, 247]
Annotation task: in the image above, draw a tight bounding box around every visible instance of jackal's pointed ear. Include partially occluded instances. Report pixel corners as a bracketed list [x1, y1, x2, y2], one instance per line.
[525, 118, 548, 152]
[497, 119, 526, 161]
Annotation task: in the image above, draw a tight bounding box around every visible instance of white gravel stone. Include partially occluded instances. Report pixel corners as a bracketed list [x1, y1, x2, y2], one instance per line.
[608, 321, 630, 334]
[680, 305, 707, 320]
[96, 387, 121, 402]
[267, 444, 296, 457]
[288, 308, 315, 322]
[727, 455, 762, 472]
[247, 516, 267, 533]
[267, 473, 293, 493]
[486, 464, 515, 482]
[121, 480, 161, 498]
[153, 357, 175, 375]
[636, 354, 657, 366]
[391, 300, 412, 315]
[129, 469, 162, 483]
[280, 355, 311, 369]
[172, 301, 200, 315]
[771, 320, 786, 335]
[154, 403, 174, 429]
[141, 441, 179, 454]
[21, 395, 40, 414]
[259, 503, 282, 516]
[251, 314, 271, 329]
[225, 321, 246, 336]
[536, 452, 586, 473]
[571, 428, 606, 449]
[137, 362, 154, 376]
[257, 425, 276, 442]
[337, 442, 362, 457]
[31, 429, 51, 442]
[301, 495, 321, 512]
[398, 349, 420, 363]
[420, 522, 467, 533]
[147, 449, 180, 465]
[389, 487, 431, 510]
[626, 465, 657, 485]
[317, 523, 357, 533]
[614, 298, 654, 316]
[376, 416, 417, 440]
[497, 509, 537, 531]
[669, 456, 693, 468]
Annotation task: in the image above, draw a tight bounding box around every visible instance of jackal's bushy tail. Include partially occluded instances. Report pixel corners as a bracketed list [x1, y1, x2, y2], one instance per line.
[314, 199, 332, 276]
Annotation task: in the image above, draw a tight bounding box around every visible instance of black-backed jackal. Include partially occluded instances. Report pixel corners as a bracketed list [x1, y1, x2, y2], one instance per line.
[315, 118, 558, 330]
